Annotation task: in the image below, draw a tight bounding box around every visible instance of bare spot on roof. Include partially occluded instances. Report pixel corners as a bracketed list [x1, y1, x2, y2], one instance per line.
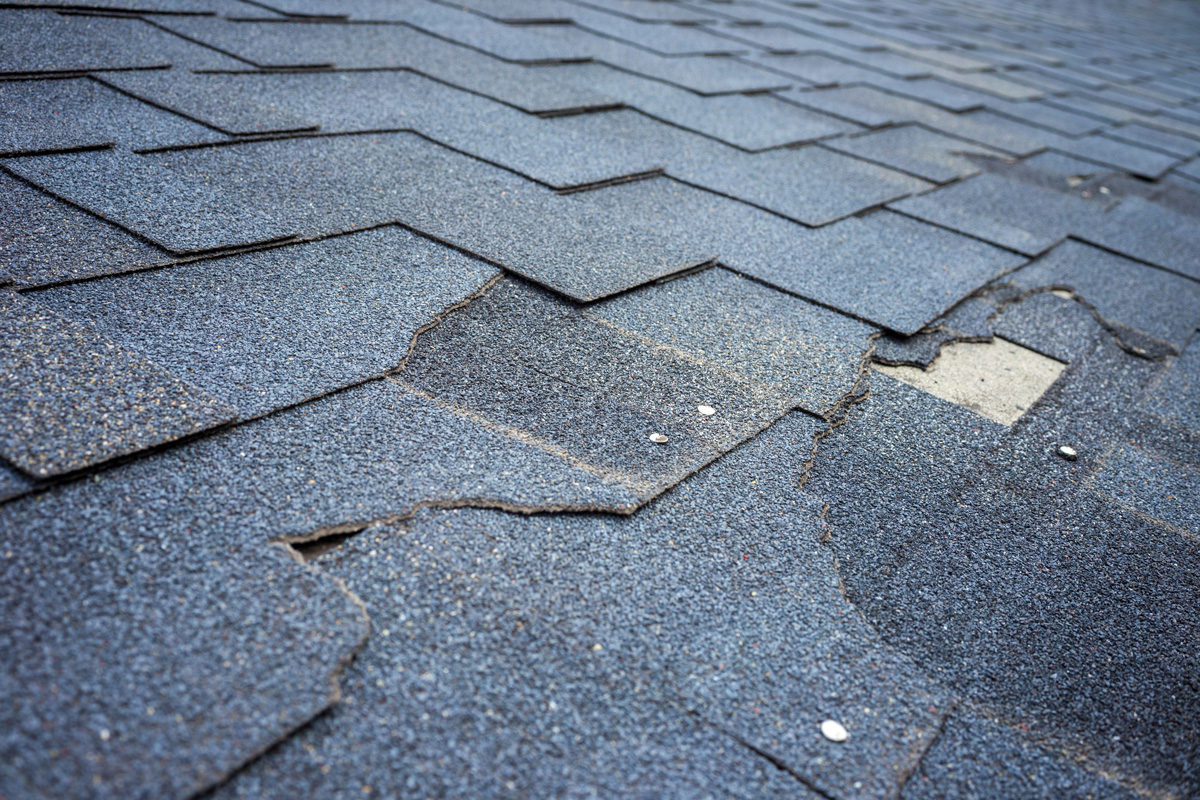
[873, 336, 1066, 425]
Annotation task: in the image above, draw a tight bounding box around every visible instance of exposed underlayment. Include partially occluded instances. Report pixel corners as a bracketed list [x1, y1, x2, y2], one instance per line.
[873, 337, 1067, 426]
[2, 0, 1199, 798]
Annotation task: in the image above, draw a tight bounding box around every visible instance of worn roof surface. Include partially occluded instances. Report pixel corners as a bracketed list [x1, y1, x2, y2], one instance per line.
[2, 0, 1199, 797]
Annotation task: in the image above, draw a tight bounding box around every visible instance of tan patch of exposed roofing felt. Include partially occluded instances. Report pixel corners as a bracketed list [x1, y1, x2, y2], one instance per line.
[1, 0, 1199, 798]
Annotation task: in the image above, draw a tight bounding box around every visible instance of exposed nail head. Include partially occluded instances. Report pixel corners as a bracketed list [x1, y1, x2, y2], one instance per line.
[1057, 445, 1078, 461]
[821, 719, 849, 743]
[698, 405, 716, 416]
[649, 433, 669, 444]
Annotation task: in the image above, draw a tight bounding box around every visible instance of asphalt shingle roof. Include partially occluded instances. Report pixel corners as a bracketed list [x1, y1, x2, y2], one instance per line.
[2, 0, 1199, 797]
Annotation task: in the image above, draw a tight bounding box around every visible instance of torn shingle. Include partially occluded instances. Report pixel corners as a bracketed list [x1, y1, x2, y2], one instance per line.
[1005, 239, 1200, 354]
[210, 412, 951, 800]
[27, 227, 502, 419]
[0, 501, 368, 800]
[586, 266, 878, 415]
[397, 277, 793, 498]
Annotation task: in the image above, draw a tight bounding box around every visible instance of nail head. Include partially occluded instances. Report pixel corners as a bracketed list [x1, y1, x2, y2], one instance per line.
[649, 433, 669, 444]
[821, 719, 848, 742]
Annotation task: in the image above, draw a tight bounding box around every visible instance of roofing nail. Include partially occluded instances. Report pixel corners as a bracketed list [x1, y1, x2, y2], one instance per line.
[1056, 445, 1078, 461]
[697, 405, 716, 416]
[820, 719, 849, 743]
[649, 433, 669, 444]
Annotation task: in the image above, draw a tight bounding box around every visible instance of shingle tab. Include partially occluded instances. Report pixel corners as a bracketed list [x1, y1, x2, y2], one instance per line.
[1079, 196, 1200, 281]
[29, 227, 502, 418]
[0, 10, 246, 75]
[719, 209, 1025, 334]
[5, 136, 713, 299]
[823, 124, 1009, 182]
[1006, 240, 1200, 353]
[397, 277, 793, 498]
[890, 172, 1108, 255]
[0, 290, 236, 477]
[587, 267, 878, 414]
[0, 172, 174, 288]
[0, 77, 224, 155]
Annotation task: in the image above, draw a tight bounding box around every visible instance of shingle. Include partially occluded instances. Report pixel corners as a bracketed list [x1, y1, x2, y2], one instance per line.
[429, 0, 576, 24]
[6, 135, 718, 300]
[0, 77, 224, 155]
[814, 343, 1200, 797]
[890, 172, 1109, 255]
[4, 0, 267, 11]
[989, 291, 1099, 364]
[5, 146, 301, 254]
[212, 513, 824, 799]
[924, 109, 1053, 156]
[0, 172, 175, 288]
[719, 209, 1024, 334]
[1005, 240, 1200, 353]
[672, 142, 930, 224]
[863, 74, 994, 111]
[1048, 132, 1180, 178]
[983, 97, 1106, 136]
[1043, 92, 1141, 123]
[576, 0, 722, 24]
[104, 71, 669, 189]
[1091, 444, 1199, 532]
[1000, 66, 1095, 95]
[1146, 343, 1200, 441]
[709, 21, 869, 53]
[885, 42, 997, 73]
[1089, 84, 1187, 114]
[1079, 196, 1200, 281]
[903, 710, 1142, 800]
[0, 290, 236, 477]
[351, 1, 584, 62]
[0, 460, 35, 501]
[28, 227, 502, 418]
[749, 52, 895, 86]
[823, 124, 1009, 182]
[587, 267, 878, 414]
[0, 506, 367, 800]
[1, 9, 171, 74]
[1104, 121, 1200, 158]
[605, 77, 857, 148]
[783, 82, 948, 126]
[98, 71, 320, 136]
[563, 6, 748, 55]
[927, 67, 1044, 100]
[208, 414, 949, 800]
[154, 17, 459, 69]
[1176, 156, 1200, 182]
[397, 277, 792, 495]
[0, 10, 247, 75]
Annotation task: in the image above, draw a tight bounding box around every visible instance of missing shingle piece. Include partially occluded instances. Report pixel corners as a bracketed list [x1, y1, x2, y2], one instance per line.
[872, 337, 1065, 425]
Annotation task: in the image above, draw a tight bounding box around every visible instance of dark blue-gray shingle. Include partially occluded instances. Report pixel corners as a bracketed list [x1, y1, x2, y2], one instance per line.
[0, 290, 236, 477]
